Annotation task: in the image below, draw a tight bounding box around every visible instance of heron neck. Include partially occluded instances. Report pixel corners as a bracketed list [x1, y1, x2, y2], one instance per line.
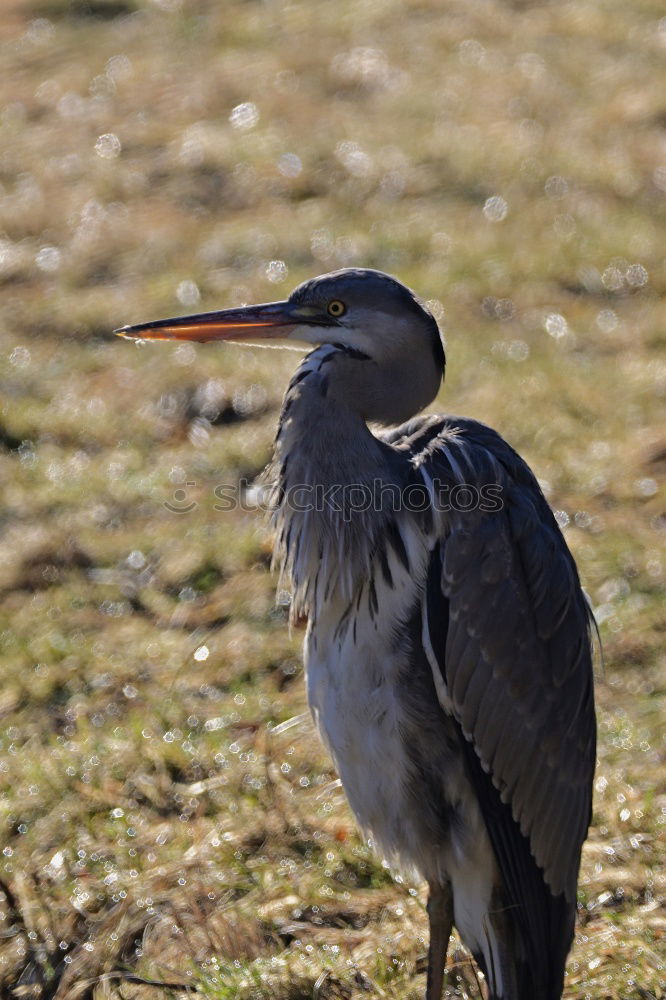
[268, 346, 402, 618]
[275, 346, 392, 489]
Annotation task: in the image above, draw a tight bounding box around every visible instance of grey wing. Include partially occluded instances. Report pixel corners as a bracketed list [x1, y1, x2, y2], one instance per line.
[380, 414, 596, 994]
[414, 419, 596, 995]
[415, 418, 596, 902]
[381, 414, 596, 996]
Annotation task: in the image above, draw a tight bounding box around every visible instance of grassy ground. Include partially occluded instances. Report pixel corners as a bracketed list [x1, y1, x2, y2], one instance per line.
[0, 0, 664, 996]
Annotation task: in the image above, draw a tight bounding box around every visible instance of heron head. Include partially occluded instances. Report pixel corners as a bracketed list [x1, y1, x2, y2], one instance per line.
[285, 268, 444, 369]
[116, 268, 445, 423]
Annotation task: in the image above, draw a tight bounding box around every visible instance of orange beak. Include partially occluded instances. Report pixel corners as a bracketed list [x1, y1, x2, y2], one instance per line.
[114, 300, 328, 344]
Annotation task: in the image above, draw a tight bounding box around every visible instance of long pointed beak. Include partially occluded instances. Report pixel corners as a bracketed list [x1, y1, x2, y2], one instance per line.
[115, 300, 324, 343]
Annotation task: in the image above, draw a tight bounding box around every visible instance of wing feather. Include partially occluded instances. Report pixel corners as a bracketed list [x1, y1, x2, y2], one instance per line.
[488, 708, 524, 774]
[457, 655, 488, 734]
[543, 790, 578, 870]
[403, 415, 596, 999]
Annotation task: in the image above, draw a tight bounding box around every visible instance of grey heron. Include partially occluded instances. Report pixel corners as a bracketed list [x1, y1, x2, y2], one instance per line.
[117, 268, 596, 1000]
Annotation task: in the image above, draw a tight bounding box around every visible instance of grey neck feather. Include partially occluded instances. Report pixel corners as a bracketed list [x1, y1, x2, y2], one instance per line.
[266, 344, 439, 620]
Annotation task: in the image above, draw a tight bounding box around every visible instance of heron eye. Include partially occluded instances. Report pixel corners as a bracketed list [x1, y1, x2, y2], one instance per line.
[327, 299, 346, 318]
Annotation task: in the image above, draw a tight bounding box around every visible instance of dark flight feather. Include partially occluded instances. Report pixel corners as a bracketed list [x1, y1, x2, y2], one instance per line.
[386, 414, 596, 1000]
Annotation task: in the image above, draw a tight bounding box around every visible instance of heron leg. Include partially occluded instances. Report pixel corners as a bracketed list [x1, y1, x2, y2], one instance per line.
[426, 881, 453, 1000]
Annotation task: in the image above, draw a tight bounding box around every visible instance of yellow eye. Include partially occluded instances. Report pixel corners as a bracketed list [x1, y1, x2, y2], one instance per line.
[327, 299, 346, 318]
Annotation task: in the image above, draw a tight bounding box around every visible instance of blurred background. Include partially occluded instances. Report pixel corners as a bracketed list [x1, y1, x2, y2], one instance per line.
[0, 1, 664, 997]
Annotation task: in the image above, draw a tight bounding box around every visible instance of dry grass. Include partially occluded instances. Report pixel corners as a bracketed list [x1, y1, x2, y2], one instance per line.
[0, 0, 664, 997]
